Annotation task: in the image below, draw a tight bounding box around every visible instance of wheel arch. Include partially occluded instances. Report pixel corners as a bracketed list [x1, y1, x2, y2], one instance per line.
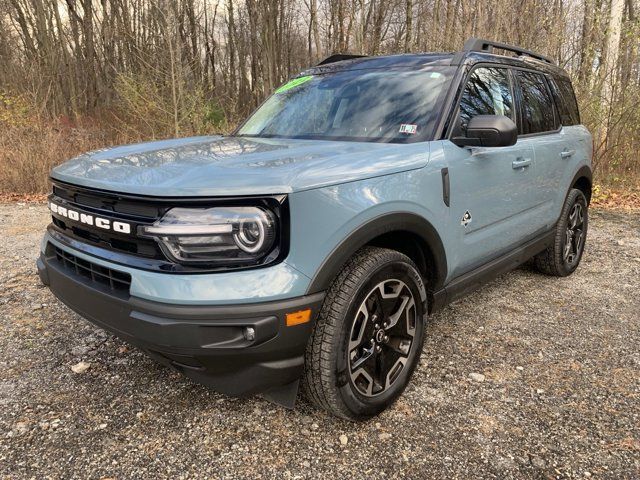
[305, 212, 447, 296]
[570, 165, 593, 204]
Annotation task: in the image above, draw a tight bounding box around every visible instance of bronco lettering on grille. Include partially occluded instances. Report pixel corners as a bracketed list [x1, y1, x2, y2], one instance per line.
[49, 202, 132, 234]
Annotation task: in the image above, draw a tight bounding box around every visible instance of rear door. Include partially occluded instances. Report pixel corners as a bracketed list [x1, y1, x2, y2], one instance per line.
[444, 66, 539, 278]
[513, 70, 566, 229]
[546, 77, 590, 216]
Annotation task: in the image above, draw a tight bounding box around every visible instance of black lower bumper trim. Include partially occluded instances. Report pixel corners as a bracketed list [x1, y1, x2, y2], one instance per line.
[38, 249, 325, 397]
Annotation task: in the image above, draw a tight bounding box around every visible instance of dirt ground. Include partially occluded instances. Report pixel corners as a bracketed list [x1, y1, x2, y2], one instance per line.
[0, 203, 638, 480]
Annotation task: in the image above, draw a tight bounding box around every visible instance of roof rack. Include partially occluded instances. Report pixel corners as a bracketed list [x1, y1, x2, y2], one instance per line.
[317, 54, 367, 66]
[452, 38, 554, 65]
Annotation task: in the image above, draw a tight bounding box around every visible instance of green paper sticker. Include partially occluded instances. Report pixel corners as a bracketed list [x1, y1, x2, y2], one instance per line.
[275, 75, 313, 94]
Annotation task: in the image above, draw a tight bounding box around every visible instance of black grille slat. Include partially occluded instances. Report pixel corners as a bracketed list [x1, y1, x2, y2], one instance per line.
[52, 246, 131, 293]
[53, 185, 160, 218]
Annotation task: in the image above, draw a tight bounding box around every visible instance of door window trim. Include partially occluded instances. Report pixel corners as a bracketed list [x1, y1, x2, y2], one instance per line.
[444, 63, 564, 141]
[444, 63, 517, 140]
[512, 67, 562, 138]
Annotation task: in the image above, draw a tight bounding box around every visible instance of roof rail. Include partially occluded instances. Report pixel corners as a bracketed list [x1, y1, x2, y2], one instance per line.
[317, 54, 367, 66]
[452, 38, 554, 65]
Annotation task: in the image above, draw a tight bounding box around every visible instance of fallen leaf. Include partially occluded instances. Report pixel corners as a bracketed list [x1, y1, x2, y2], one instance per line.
[71, 361, 91, 374]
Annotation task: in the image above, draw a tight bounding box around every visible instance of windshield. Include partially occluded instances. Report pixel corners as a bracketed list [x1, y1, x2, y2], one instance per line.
[236, 67, 454, 143]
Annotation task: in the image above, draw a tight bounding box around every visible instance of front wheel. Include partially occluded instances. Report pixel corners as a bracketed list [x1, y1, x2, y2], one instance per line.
[302, 247, 427, 420]
[534, 188, 589, 277]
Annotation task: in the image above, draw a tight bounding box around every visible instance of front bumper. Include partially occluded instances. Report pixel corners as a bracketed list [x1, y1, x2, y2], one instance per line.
[37, 245, 325, 401]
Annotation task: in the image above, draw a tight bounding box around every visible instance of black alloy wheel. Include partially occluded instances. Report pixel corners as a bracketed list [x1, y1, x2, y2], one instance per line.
[563, 200, 586, 268]
[534, 188, 589, 277]
[348, 279, 417, 397]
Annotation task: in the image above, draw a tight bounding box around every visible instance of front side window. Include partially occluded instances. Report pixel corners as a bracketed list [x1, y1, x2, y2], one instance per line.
[237, 67, 455, 143]
[517, 71, 557, 134]
[457, 67, 514, 131]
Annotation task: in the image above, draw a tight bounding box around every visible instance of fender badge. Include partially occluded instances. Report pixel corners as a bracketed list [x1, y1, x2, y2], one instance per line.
[461, 210, 472, 227]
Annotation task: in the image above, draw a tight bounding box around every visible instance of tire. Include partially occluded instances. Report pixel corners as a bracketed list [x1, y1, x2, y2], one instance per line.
[302, 246, 427, 421]
[534, 188, 588, 277]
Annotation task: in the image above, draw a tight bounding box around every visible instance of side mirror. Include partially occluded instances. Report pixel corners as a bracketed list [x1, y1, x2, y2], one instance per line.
[452, 115, 517, 148]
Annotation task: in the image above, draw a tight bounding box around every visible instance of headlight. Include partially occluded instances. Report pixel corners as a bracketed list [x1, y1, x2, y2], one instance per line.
[140, 206, 278, 265]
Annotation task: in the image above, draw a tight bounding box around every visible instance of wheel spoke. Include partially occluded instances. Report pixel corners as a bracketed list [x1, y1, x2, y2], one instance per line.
[379, 280, 403, 299]
[350, 367, 374, 396]
[384, 358, 407, 391]
[563, 229, 573, 261]
[572, 228, 584, 256]
[350, 342, 375, 371]
[569, 203, 582, 230]
[348, 304, 370, 353]
[375, 280, 402, 319]
[373, 349, 385, 394]
[405, 297, 416, 337]
[574, 228, 584, 252]
[576, 206, 584, 228]
[568, 208, 575, 229]
[384, 295, 410, 330]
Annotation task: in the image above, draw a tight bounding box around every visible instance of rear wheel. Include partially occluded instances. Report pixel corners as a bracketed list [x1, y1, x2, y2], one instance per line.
[302, 247, 427, 420]
[534, 188, 588, 276]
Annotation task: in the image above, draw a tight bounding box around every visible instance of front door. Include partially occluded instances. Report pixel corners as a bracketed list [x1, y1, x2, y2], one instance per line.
[444, 66, 539, 278]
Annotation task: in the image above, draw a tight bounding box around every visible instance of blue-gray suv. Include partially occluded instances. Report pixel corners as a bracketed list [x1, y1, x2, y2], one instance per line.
[38, 39, 592, 420]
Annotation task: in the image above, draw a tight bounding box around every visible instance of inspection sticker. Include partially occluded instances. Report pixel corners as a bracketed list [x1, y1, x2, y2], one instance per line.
[399, 124, 418, 135]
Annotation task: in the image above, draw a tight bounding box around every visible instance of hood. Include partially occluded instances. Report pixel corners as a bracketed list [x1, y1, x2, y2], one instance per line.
[51, 135, 430, 197]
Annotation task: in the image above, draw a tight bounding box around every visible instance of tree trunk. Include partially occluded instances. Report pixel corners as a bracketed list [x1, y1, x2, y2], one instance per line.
[405, 0, 413, 52]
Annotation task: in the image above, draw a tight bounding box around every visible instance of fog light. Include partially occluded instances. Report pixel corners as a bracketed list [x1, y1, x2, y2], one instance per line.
[243, 326, 256, 341]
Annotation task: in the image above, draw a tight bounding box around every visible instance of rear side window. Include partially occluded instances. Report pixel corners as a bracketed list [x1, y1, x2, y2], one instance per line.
[550, 78, 580, 126]
[457, 67, 514, 130]
[516, 71, 557, 134]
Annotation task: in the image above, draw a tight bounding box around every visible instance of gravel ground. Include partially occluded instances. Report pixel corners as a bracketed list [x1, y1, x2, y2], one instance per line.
[0, 203, 638, 480]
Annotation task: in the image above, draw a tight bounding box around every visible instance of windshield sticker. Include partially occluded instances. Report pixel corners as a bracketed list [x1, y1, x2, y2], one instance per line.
[399, 124, 418, 135]
[275, 75, 313, 94]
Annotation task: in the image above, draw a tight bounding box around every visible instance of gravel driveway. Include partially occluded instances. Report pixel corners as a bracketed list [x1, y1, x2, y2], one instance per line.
[0, 203, 638, 479]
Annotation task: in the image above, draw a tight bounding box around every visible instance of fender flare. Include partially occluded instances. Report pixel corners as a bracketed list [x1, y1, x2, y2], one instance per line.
[569, 165, 593, 202]
[305, 212, 447, 294]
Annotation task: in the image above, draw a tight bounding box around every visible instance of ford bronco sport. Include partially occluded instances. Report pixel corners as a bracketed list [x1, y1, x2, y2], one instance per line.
[38, 38, 592, 420]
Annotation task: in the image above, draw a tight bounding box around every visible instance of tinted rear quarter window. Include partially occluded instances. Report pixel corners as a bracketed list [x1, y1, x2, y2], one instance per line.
[550, 78, 580, 126]
[516, 71, 557, 134]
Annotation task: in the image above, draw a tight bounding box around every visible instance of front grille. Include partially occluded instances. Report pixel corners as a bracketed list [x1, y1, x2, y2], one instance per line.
[51, 215, 160, 258]
[48, 181, 288, 273]
[49, 183, 165, 259]
[52, 245, 131, 293]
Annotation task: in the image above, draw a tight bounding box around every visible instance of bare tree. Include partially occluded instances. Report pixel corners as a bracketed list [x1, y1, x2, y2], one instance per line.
[0, 0, 638, 185]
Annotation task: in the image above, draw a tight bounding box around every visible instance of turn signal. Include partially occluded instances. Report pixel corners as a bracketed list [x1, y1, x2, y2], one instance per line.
[286, 309, 311, 326]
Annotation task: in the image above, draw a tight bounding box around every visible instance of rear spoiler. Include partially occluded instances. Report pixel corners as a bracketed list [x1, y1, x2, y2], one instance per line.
[317, 54, 367, 66]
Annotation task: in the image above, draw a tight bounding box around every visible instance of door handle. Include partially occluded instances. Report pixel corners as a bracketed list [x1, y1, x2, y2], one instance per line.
[560, 149, 575, 159]
[512, 157, 532, 169]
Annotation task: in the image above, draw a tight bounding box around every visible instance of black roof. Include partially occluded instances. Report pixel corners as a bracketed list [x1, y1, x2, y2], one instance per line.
[307, 38, 569, 79]
[303, 54, 453, 76]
